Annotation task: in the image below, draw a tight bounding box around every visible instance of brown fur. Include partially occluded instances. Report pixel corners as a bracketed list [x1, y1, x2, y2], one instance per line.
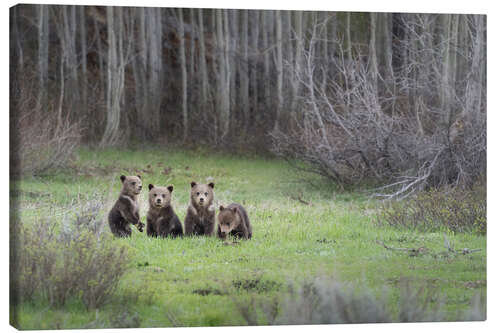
[217, 203, 252, 240]
[147, 184, 183, 238]
[108, 175, 145, 237]
[184, 182, 215, 236]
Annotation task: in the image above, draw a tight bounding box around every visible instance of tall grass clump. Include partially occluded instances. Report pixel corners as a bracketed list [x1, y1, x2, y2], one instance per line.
[377, 184, 486, 235]
[10, 198, 131, 312]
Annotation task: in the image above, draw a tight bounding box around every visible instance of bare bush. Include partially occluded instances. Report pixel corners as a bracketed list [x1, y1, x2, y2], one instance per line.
[10, 66, 81, 177]
[271, 14, 486, 197]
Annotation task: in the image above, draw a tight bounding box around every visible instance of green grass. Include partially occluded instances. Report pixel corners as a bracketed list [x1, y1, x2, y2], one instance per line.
[10, 146, 486, 329]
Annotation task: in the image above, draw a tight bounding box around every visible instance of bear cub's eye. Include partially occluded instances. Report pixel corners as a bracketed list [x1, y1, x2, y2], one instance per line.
[196, 192, 200, 196]
[204, 192, 208, 196]
[162, 194, 165, 198]
[132, 182, 136, 186]
[153, 193, 157, 197]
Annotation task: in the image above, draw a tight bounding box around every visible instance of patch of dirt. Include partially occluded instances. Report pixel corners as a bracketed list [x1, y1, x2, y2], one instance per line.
[232, 278, 282, 293]
[316, 238, 336, 244]
[192, 287, 225, 296]
[463, 280, 486, 289]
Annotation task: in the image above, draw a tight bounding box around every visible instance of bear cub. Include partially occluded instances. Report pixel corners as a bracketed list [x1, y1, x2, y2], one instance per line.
[108, 175, 145, 237]
[217, 203, 252, 240]
[184, 182, 216, 236]
[147, 184, 183, 238]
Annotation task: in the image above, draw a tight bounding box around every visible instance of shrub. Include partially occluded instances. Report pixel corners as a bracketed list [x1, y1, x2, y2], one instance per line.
[11, 202, 130, 310]
[376, 184, 486, 235]
[234, 277, 485, 325]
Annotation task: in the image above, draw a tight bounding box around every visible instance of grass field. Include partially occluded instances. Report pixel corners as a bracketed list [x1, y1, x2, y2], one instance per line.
[10, 147, 486, 329]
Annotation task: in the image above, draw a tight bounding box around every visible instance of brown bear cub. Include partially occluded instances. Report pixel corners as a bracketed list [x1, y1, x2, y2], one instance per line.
[146, 184, 183, 238]
[108, 175, 145, 237]
[217, 203, 252, 240]
[184, 182, 216, 236]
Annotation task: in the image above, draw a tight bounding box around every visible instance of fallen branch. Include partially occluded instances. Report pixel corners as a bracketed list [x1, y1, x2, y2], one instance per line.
[376, 240, 428, 256]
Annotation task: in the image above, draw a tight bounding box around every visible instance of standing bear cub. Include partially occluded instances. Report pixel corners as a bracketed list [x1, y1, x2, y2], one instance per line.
[108, 175, 145, 237]
[184, 182, 216, 236]
[217, 203, 252, 240]
[146, 184, 183, 238]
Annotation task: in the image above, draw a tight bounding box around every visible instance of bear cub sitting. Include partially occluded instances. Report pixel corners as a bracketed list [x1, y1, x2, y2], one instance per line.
[184, 182, 216, 236]
[147, 184, 183, 238]
[217, 203, 252, 240]
[108, 175, 145, 237]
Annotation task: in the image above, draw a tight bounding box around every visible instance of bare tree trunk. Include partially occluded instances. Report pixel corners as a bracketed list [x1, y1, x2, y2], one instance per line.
[100, 6, 125, 146]
[275, 10, 283, 130]
[239, 9, 249, 131]
[262, 11, 270, 111]
[250, 10, 260, 126]
[147, 8, 163, 135]
[229, 9, 238, 120]
[37, 4, 49, 110]
[221, 9, 231, 139]
[465, 15, 485, 121]
[290, 11, 303, 113]
[211, 9, 219, 143]
[178, 8, 188, 141]
[440, 14, 452, 126]
[346, 12, 353, 64]
[79, 6, 88, 117]
[198, 9, 209, 123]
[62, 5, 80, 115]
[369, 12, 379, 96]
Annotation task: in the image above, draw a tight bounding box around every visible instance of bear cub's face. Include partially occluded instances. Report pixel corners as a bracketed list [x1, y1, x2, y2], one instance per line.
[218, 206, 239, 237]
[190, 182, 214, 208]
[148, 184, 173, 209]
[120, 175, 142, 196]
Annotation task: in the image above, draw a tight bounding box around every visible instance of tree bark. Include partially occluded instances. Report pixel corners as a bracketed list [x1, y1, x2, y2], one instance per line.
[37, 4, 49, 111]
[178, 8, 188, 141]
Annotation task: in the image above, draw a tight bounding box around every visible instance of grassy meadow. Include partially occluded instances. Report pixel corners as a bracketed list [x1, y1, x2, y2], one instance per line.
[10, 147, 486, 329]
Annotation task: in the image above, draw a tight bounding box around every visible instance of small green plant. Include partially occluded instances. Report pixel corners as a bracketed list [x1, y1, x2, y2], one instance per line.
[377, 185, 486, 234]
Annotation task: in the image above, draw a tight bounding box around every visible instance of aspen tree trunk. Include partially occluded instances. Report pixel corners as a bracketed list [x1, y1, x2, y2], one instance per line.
[369, 12, 379, 96]
[79, 6, 88, 116]
[275, 10, 283, 130]
[211, 9, 219, 142]
[189, 8, 196, 80]
[250, 10, 260, 126]
[440, 14, 452, 126]
[37, 4, 49, 110]
[382, 13, 394, 79]
[100, 6, 125, 146]
[240, 9, 249, 130]
[290, 11, 303, 113]
[465, 15, 485, 121]
[262, 11, 270, 111]
[229, 10, 238, 116]
[221, 9, 231, 139]
[178, 8, 188, 141]
[62, 6, 80, 114]
[198, 9, 209, 121]
[346, 12, 353, 64]
[147, 8, 162, 135]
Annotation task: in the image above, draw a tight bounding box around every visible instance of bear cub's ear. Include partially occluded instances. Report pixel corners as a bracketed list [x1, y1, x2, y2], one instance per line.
[190, 181, 197, 188]
[208, 182, 215, 189]
[232, 207, 238, 214]
[148, 184, 154, 191]
[137, 175, 142, 179]
[219, 205, 225, 211]
[120, 175, 126, 183]
[167, 185, 174, 192]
